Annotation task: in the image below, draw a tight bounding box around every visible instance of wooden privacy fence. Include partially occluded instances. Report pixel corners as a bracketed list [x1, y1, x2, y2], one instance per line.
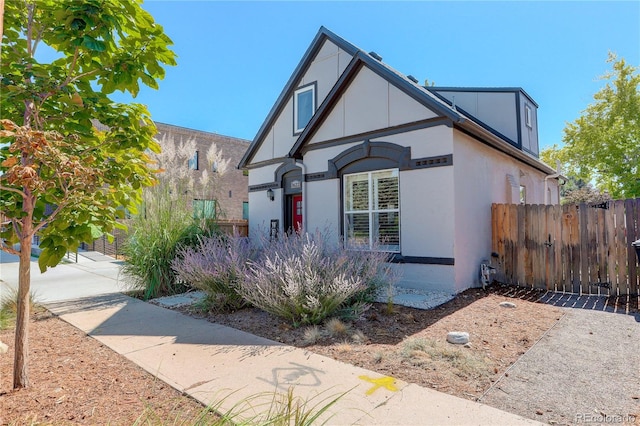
[492, 199, 640, 296]
[215, 219, 248, 237]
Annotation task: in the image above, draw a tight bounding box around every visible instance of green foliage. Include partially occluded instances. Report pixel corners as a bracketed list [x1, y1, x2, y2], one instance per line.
[556, 53, 640, 198]
[122, 131, 230, 301]
[0, 0, 176, 270]
[121, 186, 210, 300]
[134, 387, 348, 426]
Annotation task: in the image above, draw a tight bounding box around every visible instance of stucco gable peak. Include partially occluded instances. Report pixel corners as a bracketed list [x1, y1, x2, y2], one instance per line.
[238, 26, 359, 169]
[288, 51, 463, 158]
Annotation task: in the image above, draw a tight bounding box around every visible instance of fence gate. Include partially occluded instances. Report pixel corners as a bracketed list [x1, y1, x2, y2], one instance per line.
[491, 199, 640, 296]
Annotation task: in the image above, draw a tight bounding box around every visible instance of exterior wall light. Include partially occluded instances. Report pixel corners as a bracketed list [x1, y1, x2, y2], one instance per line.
[267, 188, 274, 201]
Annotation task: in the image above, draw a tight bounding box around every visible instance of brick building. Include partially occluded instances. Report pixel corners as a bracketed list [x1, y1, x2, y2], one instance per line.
[154, 122, 250, 220]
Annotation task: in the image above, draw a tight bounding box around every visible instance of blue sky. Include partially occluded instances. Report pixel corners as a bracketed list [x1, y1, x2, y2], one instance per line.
[114, 1, 640, 150]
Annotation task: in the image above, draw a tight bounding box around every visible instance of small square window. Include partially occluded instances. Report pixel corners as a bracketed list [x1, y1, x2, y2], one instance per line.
[293, 83, 316, 134]
[525, 105, 532, 128]
[188, 151, 199, 170]
[193, 199, 216, 219]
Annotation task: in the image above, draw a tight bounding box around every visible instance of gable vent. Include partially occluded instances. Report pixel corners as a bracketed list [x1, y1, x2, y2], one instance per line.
[369, 51, 383, 61]
[407, 75, 419, 84]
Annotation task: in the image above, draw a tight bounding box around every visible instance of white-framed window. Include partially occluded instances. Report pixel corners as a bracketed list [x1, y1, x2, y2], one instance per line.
[188, 151, 199, 170]
[293, 83, 316, 134]
[193, 199, 216, 219]
[519, 185, 526, 204]
[344, 169, 400, 252]
[524, 105, 532, 128]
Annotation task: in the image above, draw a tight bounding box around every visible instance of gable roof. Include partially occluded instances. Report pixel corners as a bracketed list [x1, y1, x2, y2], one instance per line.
[241, 27, 556, 175]
[237, 27, 359, 169]
[288, 51, 464, 158]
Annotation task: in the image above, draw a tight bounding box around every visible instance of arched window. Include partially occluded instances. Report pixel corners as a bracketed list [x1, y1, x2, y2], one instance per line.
[330, 141, 409, 252]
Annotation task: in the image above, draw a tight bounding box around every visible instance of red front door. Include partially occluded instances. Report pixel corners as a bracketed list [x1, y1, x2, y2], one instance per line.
[292, 194, 303, 232]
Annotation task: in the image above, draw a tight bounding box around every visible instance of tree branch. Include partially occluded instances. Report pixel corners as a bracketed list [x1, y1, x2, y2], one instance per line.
[0, 240, 20, 256]
[60, 47, 80, 87]
[0, 184, 26, 198]
[11, 218, 22, 240]
[33, 198, 70, 234]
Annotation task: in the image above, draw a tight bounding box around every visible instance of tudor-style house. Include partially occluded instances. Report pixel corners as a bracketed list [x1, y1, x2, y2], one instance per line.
[239, 27, 561, 294]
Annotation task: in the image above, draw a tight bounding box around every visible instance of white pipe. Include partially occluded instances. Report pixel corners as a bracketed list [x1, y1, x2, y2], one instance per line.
[295, 159, 307, 231]
[544, 160, 566, 205]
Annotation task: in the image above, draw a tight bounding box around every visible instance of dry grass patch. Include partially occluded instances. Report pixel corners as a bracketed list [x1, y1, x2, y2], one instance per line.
[400, 337, 492, 380]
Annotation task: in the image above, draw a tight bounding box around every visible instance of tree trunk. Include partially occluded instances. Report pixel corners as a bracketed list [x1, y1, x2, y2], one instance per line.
[13, 219, 33, 389]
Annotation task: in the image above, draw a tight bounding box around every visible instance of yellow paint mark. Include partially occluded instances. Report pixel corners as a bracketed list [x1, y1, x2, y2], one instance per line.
[359, 375, 398, 395]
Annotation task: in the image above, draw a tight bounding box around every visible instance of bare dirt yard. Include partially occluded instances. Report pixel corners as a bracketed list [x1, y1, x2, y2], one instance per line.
[0, 308, 216, 425]
[1, 285, 574, 425]
[181, 286, 563, 401]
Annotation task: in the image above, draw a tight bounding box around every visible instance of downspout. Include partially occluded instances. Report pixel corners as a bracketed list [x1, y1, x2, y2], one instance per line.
[544, 160, 567, 205]
[295, 159, 307, 231]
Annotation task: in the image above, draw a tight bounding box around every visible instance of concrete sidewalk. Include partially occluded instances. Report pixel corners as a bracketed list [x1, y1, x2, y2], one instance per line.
[1, 254, 541, 425]
[45, 293, 541, 425]
[0, 255, 127, 303]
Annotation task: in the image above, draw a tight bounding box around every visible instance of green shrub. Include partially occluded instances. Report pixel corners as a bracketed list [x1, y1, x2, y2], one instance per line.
[121, 186, 212, 300]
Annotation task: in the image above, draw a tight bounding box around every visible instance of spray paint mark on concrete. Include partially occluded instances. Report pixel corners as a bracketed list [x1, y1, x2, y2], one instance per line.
[359, 375, 398, 395]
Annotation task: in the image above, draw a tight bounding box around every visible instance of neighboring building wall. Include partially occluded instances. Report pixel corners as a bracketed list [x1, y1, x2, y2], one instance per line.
[155, 123, 249, 220]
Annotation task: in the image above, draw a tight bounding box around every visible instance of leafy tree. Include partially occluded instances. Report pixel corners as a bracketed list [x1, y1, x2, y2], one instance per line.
[540, 146, 610, 204]
[559, 53, 640, 198]
[0, 0, 176, 389]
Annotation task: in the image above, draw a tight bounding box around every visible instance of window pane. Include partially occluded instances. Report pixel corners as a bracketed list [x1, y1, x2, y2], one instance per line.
[188, 151, 199, 170]
[373, 170, 398, 210]
[343, 169, 400, 252]
[193, 199, 216, 219]
[373, 212, 399, 251]
[242, 202, 249, 220]
[296, 89, 313, 130]
[345, 213, 369, 248]
[345, 174, 369, 211]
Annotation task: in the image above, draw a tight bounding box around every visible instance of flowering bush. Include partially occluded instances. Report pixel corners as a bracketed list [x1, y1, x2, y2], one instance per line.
[172, 233, 254, 311]
[237, 231, 395, 326]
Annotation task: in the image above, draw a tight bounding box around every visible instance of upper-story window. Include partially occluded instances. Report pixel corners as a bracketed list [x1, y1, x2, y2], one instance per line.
[524, 105, 532, 128]
[188, 151, 199, 170]
[293, 82, 316, 134]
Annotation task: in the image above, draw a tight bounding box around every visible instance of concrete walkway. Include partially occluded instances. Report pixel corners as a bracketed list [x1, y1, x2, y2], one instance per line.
[0, 255, 541, 425]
